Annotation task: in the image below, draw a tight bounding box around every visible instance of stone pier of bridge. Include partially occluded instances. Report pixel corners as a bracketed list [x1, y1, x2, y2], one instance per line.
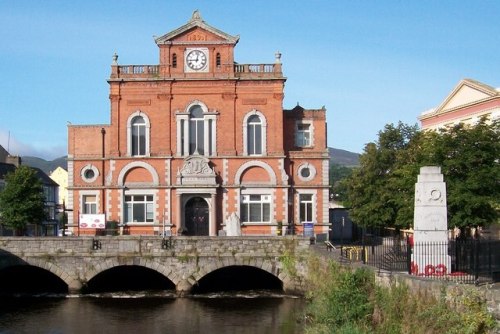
[0, 236, 311, 295]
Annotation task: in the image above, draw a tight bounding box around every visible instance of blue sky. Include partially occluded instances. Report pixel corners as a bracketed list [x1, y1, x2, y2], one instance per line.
[0, 1, 499, 160]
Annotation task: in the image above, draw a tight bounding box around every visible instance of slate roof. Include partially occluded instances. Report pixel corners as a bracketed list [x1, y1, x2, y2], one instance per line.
[0, 163, 58, 187]
[0, 163, 16, 179]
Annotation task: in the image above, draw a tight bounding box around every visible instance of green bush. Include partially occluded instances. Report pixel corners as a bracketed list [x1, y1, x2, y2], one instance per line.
[304, 255, 496, 334]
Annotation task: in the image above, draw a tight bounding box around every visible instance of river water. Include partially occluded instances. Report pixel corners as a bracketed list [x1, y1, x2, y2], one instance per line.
[0, 291, 306, 334]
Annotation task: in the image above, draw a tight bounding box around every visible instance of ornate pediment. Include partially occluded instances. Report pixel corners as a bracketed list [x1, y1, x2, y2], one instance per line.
[155, 10, 239, 45]
[177, 156, 216, 185]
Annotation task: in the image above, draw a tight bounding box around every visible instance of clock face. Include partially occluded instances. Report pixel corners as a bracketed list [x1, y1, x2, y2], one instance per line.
[186, 49, 207, 70]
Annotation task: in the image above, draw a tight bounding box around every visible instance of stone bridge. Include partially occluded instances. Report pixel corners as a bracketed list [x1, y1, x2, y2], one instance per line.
[0, 236, 310, 295]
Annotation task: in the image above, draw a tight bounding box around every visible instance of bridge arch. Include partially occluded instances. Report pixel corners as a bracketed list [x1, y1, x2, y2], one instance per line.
[83, 257, 179, 288]
[0, 256, 80, 293]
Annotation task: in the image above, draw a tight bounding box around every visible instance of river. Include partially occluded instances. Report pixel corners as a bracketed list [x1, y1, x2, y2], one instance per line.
[0, 291, 306, 334]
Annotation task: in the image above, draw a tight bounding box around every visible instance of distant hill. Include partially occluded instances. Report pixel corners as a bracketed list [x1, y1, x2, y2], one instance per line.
[21, 156, 67, 174]
[329, 147, 359, 167]
[20, 148, 359, 174]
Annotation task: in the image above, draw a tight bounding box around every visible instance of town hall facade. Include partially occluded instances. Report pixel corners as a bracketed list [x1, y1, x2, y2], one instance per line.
[67, 11, 329, 237]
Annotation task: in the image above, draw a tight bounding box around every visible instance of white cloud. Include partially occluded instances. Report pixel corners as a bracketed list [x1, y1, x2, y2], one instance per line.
[0, 130, 66, 161]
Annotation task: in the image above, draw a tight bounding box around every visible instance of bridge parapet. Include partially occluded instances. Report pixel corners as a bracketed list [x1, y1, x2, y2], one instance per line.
[0, 236, 311, 295]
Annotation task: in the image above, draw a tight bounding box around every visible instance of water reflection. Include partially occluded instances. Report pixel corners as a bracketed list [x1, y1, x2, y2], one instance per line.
[0, 292, 305, 334]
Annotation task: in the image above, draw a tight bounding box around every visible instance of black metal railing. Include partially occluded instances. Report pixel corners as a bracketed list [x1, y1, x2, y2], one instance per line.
[341, 235, 500, 284]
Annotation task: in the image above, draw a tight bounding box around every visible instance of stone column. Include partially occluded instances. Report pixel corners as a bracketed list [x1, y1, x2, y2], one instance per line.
[210, 193, 216, 236]
[412, 166, 451, 275]
[176, 192, 182, 235]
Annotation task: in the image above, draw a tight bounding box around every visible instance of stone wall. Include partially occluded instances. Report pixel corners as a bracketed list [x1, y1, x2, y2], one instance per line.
[0, 236, 310, 295]
[376, 271, 500, 322]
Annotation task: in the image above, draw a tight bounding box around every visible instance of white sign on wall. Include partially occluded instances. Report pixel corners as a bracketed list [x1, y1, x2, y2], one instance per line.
[79, 214, 105, 229]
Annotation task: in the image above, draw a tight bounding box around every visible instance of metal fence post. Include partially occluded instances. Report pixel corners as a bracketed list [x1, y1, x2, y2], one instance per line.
[474, 238, 479, 285]
[406, 235, 412, 275]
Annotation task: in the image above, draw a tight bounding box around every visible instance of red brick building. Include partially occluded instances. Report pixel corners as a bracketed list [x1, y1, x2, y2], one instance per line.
[67, 11, 329, 237]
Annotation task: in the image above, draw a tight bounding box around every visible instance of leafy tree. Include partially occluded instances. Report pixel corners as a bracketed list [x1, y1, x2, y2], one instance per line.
[329, 164, 353, 202]
[425, 118, 500, 230]
[344, 119, 499, 231]
[344, 122, 420, 229]
[0, 166, 46, 235]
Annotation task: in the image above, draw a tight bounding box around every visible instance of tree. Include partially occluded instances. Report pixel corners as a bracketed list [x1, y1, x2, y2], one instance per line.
[425, 118, 500, 230]
[0, 166, 46, 235]
[344, 118, 499, 231]
[329, 164, 353, 202]
[344, 122, 420, 229]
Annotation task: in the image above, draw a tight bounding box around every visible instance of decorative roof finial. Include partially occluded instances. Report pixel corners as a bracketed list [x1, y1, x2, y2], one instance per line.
[112, 52, 118, 65]
[191, 10, 202, 21]
[275, 51, 282, 64]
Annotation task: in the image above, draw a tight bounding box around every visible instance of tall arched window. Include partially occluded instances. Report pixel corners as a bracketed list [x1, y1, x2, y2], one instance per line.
[127, 111, 150, 157]
[243, 110, 267, 156]
[176, 101, 217, 157]
[247, 115, 262, 155]
[131, 116, 146, 156]
[189, 105, 205, 155]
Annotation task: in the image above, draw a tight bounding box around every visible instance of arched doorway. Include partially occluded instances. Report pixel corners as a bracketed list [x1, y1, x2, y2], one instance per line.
[184, 197, 209, 236]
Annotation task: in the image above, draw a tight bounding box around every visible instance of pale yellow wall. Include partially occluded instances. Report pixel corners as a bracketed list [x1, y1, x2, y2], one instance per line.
[49, 166, 68, 205]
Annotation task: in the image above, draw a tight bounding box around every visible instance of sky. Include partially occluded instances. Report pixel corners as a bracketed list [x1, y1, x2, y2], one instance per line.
[0, 1, 499, 160]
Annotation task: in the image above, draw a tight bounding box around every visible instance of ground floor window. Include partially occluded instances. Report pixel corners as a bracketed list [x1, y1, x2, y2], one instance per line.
[83, 195, 97, 214]
[241, 194, 271, 223]
[125, 195, 154, 223]
[299, 194, 313, 223]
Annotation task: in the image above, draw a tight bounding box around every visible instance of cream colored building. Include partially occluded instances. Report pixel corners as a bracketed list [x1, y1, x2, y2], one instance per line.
[49, 166, 68, 206]
[419, 79, 499, 130]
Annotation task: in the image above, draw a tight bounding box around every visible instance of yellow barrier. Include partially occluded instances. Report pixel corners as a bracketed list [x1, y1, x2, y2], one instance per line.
[343, 246, 368, 261]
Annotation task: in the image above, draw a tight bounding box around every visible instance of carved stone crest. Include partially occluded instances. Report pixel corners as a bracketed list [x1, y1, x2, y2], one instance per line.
[177, 156, 216, 185]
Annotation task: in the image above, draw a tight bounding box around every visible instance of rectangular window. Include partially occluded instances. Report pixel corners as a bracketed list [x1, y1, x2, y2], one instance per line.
[299, 194, 313, 223]
[296, 123, 311, 147]
[124, 194, 154, 223]
[241, 194, 271, 223]
[43, 186, 56, 202]
[83, 195, 97, 214]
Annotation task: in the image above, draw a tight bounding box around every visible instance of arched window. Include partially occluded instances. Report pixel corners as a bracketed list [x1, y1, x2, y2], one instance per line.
[176, 101, 217, 157]
[127, 112, 150, 157]
[189, 105, 205, 155]
[216, 53, 221, 67]
[243, 110, 267, 156]
[131, 116, 146, 156]
[172, 53, 177, 68]
[247, 115, 262, 155]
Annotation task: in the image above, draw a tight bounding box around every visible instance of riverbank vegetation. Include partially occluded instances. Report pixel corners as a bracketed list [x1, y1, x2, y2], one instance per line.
[304, 256, 496, 333]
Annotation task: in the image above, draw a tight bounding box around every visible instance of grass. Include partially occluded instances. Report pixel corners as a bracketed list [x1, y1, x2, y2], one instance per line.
[304, 255, 496, 334]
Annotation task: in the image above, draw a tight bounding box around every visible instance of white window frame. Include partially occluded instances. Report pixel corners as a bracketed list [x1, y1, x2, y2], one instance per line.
[242, 110, 267, 156]
[79, 190, 100, 215]
[127, 111, 151, 157]
[295, 120, 313, 147]
[123, 190, 156, 224]
[81, 164, 99, 183]
[239, 188, 273, 224]
[297, 190, 316, 224]
[176, 101, 217, 157]
[297, 163, 317, 182]
[82, 195, 98, 214]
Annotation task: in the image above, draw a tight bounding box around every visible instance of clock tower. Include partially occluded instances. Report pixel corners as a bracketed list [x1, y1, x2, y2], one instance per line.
[69, 11, 329, 238]
[154, 10, 241, 78]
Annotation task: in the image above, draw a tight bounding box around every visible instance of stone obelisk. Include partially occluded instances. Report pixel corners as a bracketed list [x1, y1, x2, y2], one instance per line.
[412, 166, 451, 275]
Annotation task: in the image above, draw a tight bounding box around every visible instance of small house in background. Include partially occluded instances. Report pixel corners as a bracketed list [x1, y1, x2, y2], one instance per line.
[49, 166, 68, 206]
[0, 145, 59, 236]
